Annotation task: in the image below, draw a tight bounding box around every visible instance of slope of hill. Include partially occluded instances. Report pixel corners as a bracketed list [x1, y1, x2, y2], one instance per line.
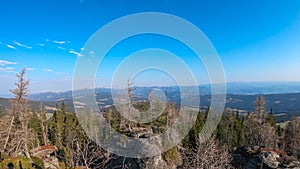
[27, 82, 300, 101]
[0, 98, 74, 113]
[26, 84, 300, 113]
[1, 82, 300, 122]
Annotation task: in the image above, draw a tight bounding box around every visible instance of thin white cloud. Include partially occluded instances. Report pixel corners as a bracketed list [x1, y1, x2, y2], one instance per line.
[0, 60, 17, 66]
[53, 40, 66, 44]
[6, 44, 17, 50]
[41, 69, 53, 72]
[5, 67, 14, 70]
[58, 46, 66, 50]
[36, 43, 45, 47]
[13, 41, 32, 49]
[0, 67, 16, 73]
[89, 51, 95, 55]
[69, 49, 83, 57]
[55, 71, 67, 75]
[0, 74, 13, 78]
[25, 67, 34, 71]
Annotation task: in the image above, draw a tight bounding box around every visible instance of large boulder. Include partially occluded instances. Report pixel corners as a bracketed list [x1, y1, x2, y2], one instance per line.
[30, 145, 57, 158]
[232, 146, 300, 169]
[259, 151, 280, 168]
[30, 145, 60, 169]
[104, 154, 168, 169]
[43, 156, 60, 169]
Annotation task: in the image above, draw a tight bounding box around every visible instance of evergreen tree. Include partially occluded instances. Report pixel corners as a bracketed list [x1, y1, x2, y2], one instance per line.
[215, 113, 227, 145]
[61, 102, 66, 113]
[233, 109, 244, 146]
[266, 108, 276, 127]
[48, 109, 59, 146]
[184, 110, 205, 148]
[28, 111, 43, 148]
[284, 118, 300, 158]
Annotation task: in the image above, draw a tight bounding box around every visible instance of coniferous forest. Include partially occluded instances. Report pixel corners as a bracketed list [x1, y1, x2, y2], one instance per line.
[1, 71, 300, 169]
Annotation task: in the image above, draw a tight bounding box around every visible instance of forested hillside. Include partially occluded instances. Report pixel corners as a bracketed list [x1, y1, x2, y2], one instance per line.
[1, 70, 300, 169]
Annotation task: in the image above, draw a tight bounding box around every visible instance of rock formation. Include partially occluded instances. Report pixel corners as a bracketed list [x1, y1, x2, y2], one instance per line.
[232, 146, 300, 169]
[30, 145, 59, 169]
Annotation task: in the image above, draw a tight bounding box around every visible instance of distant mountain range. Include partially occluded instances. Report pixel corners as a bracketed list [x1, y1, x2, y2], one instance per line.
[28, 82, 300, 100]
[27, 81, 300, 109]
[1, 82, 300, 122]
[225, 82, 300, 95]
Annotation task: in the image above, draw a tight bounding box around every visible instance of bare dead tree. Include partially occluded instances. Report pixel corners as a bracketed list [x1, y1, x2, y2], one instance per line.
[38, 103, 49, 145]
[7, 68, 31, 158]
[3, 116, 14, 152]
[244, 114, 277, 148]
[164, 89, 169, 128]
[243, 96, 277, 148]
[183, 136, 233, 169]
[126, 79, 136, 132]
[75, 138, 111, 169]
[254, 96, 266, 124]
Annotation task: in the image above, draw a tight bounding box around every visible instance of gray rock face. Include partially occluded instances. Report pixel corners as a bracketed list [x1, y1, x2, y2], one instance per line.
[259, 151, 280, 168]
[104, 155, 168, 169]
[30, 145, 60, 169]
[30, 145, 57, 158]
[232, 146, 300, 169]
[43, 156, 60, 169]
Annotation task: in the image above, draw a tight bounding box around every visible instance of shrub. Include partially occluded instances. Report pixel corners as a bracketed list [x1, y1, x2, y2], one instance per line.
[31, 156, 44, 169]
[163, 147, 181, 165]
[0, 156, 34, 169]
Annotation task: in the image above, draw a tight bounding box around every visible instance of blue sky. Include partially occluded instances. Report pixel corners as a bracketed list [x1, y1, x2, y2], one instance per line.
[0, 0, 300, 96]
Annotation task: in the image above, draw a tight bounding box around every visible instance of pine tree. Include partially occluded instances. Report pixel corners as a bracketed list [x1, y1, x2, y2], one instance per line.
[234, 109, 244, 146]
[48, 109, 59, 146]
[266, 108, 276, 127]
[184, 110, 205, 148]
[277, 125, 285, 149]
[28, 111, 43, 148]
[215, 113, 227, 145]
[61, 102, 66, 113]
[284, 118, 300, 158]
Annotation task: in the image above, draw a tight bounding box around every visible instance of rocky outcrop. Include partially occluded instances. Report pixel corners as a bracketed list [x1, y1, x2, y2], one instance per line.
[104, 154, 168, 169]
[30, 145, 57, 158]
[232, 146, 300, 169]
[43, 156, 59, 169]
[30, 145, 60, 169]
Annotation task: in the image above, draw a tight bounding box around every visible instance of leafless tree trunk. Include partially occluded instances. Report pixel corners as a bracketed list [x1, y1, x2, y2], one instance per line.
[254, 96, 266, 124]
[75, 137, 111, 169]
[4, 116, 14, 151]
[126, 80, 136, 132]
[38, 103, 48, 145]
[243, 96, 277, 148]
[9, 68, 31, 158]
[183, 136, 233, 168]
